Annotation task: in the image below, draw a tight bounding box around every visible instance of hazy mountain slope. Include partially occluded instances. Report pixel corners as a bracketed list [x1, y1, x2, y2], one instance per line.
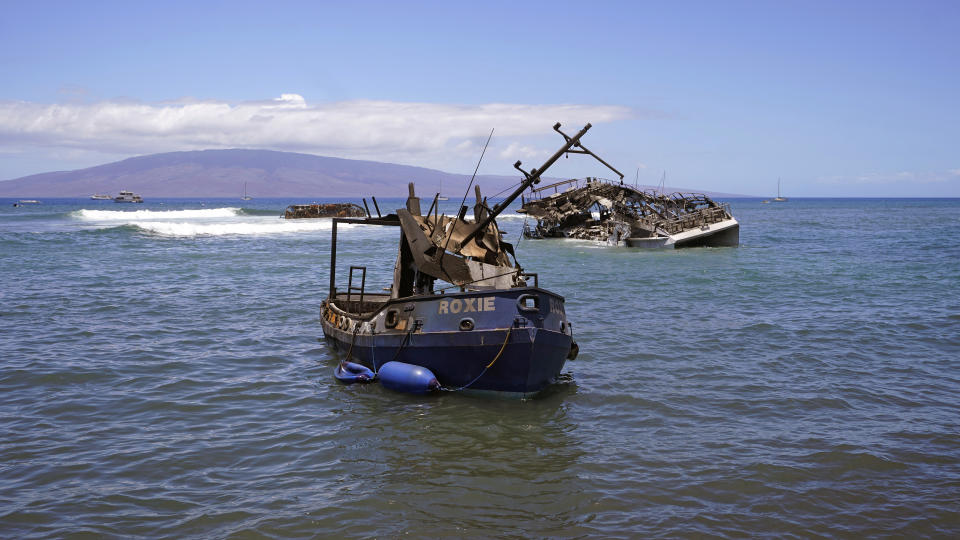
[0, 149, 517, 198]
[0, 149, 747, 198]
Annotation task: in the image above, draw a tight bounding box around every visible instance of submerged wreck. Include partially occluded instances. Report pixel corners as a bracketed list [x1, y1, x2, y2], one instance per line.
[519, 178, 739, 248]
[284, 203, 366, 219]
[320, 123, 617, 396]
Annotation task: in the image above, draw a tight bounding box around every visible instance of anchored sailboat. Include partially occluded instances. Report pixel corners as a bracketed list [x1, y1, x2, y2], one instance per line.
[773, 178, 788, 202]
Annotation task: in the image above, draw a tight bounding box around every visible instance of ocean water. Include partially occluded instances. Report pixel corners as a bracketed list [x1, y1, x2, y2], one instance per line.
[1, 196, 958, 538]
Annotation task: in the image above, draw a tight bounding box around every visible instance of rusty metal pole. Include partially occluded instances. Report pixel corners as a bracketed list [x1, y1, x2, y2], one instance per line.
[458, 123, 592, 248]
[329, 219, 338, 299]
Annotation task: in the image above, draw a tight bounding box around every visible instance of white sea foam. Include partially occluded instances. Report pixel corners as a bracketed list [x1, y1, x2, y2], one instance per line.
[127, 218, 370, 237]
[74, 208, 242, 221]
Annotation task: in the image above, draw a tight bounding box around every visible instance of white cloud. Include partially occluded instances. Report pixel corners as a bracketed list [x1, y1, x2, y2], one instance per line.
[0, 95, 631, 169]
[498, 142, 540, 160]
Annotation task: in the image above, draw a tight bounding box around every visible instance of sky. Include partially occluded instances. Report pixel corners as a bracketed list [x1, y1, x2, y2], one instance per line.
[1, 0, 958, 197]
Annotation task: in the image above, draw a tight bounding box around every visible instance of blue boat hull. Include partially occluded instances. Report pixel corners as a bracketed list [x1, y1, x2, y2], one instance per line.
[321, 288, 573, 396]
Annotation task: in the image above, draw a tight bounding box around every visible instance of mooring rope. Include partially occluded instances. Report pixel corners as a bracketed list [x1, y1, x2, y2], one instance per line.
[344, 323, 361, 362]
[445, 326, 513, 392]
[385, 326, 415, 364]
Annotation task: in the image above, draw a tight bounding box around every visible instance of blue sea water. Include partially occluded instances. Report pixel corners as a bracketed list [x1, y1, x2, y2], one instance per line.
[1, 196, 958, 537]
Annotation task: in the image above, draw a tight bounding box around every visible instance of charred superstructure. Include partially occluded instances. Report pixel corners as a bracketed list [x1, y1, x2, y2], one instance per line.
[520, 178, 739, 248]
[320, 123, 617, 395]
[284, 203, 366, 219]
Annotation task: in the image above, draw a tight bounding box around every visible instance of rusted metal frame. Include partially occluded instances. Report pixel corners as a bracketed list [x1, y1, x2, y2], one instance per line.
[459, 123, 593, 250]
[532, 178, 579, 194]
[347, 265, 367, 305]
[330, 216, 401, 300]
[329, 219, 338, 299]
[424, 193, 440, 235]
[553, 123, 625, 180]
[437, 128, 495, 268]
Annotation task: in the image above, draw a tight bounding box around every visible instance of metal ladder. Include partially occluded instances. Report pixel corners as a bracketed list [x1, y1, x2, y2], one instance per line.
[347, 265, 367, 305]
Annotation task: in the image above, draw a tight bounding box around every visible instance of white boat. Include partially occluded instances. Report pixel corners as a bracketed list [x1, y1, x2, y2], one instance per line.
[773, 178, 788, 202]
[625, 216, 740, 248]
[437, 178, 449, 200]
[242, 182, 252, 201]
[90, 194, 111, 200]
[114, 190, 143, 203]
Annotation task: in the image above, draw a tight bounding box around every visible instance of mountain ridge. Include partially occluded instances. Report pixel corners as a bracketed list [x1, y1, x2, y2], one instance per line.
[0, 149, 748, 198]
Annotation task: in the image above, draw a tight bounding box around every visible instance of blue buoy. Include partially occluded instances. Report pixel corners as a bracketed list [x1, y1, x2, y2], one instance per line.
[334, 361, 375, 384]
[377, 361, 441, 394]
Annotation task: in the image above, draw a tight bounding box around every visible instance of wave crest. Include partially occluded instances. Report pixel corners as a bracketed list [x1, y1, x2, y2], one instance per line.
[128, 219, 353, 237]
[73, 208, 243, 221]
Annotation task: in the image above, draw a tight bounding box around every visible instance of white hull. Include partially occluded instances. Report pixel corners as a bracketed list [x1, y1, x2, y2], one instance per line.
[626, 217, 740, 249]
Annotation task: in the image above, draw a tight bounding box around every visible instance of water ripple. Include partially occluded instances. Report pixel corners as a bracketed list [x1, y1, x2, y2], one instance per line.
[2, 198, 959, 537]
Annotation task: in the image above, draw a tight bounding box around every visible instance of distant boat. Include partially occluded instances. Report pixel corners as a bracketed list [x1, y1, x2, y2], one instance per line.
[17, 199, 40, 204]
[114, 190, 143, 203]
[773, 178, 788, 202]
[761, 199, 771, 204]
[90, 194, 111, 200]
[437, 178, 449, 201]
[242, 182, 252, 201]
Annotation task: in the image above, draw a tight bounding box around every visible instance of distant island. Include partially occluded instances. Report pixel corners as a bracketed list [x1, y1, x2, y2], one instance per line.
[0, 149, 747, 199]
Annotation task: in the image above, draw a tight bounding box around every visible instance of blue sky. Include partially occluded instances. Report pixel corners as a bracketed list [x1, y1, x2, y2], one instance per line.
[1, 0, 958, 196]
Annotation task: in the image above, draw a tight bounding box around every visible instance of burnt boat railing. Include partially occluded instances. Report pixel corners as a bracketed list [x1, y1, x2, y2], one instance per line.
[522, 176, 624, 204]
[326, 293, 392, 320]
[329, 216, 400, 300]
[655, 204, 734, 234]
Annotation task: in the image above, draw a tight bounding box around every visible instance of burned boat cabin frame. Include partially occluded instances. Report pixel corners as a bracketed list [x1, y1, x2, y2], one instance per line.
[284, 202, 366, 219]
[519, 177, 740, 248]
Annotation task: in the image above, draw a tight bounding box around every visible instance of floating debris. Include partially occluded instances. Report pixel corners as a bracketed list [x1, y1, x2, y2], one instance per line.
[520, 178, 739, 248]
[284, 203, 366, 219]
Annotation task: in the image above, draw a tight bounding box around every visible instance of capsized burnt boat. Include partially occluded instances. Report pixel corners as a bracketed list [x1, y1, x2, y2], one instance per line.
[519, 178, 739, 248]
[284, 203, 366, 219]
[113, 190, 143, 203]
[321, 123, 614, 396]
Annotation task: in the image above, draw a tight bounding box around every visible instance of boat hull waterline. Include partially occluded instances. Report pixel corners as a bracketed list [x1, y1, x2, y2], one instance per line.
[321, 288, 573, 396]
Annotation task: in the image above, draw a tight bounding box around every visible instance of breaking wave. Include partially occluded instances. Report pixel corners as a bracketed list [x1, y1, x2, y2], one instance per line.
[73, 208, 243, 220]
[129, 219, 338, 237]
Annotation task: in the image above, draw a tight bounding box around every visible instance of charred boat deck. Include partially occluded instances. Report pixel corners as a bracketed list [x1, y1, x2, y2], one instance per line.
[519, 178, 739, 248]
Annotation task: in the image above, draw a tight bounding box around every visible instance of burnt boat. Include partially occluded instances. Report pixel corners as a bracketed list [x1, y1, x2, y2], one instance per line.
[320, 123, 613, 396]
[284, 203, 366, 219]
[519, 178, 739, 248]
